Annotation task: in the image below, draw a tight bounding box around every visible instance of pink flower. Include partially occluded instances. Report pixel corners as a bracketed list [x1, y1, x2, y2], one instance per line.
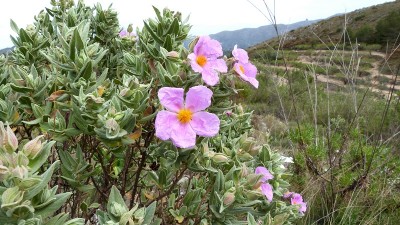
[155, 86, 220, 148]
[290, 193, 307, 214]
[255, 166, 274, 202]
[188, 36, 227, 86]
[260, 183, 273, 202]
[119, 30, 136, 39]
[232, 45, 259, 88]
[255, 166, 274, 182]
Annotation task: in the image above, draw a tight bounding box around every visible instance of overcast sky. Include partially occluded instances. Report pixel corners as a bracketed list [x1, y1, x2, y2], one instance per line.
[0, 0, 395, 49]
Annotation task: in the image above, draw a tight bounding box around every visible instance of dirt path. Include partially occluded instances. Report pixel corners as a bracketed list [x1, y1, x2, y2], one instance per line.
[266, 50, 399, 98]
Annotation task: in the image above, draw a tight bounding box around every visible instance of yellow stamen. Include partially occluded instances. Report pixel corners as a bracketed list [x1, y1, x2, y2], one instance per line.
[196, 55, 207, 67]
[239, 65, 245, 74]
[177, 109, 193, 124]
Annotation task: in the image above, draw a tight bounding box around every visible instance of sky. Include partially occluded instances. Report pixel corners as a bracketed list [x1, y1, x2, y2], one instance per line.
[0, 0, 395, 49]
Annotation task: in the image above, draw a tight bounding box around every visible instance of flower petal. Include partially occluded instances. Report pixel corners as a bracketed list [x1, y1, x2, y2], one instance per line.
[255, 166, 274, 182]
[201, 67, 219, 86]
[232, 45, 249, 63]
[299, 202, 307, 214]
[185, 86, 213, 112]
[155, 110, 178, 141]
[211, 58, 228, 73]
[234, 62, 259, 88]
[190, 112, 220, 137]
[260, 183, 273, 202]
[195, 36, 223, 58]
[158, 87, 184, 112]
[170, 122, 197, 148]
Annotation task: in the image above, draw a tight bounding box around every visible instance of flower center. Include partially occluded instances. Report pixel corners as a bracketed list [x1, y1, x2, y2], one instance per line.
[177, 109, 193, 124]
[196, 55, 207, 67]
[239, 65, 245, 74]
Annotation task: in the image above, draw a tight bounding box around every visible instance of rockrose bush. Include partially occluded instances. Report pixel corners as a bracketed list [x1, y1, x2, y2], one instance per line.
[0, 0, 305, 224]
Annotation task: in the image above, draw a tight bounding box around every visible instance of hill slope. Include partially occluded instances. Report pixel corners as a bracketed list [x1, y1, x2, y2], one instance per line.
[253, 1, 400, 49]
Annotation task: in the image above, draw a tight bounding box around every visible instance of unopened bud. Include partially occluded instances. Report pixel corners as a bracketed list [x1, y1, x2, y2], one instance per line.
[23, 135, 44, 159]
[212, 153, 230, 164]
[4, 125, 18, 153]
[127, 24, 133, 33]
[166, 51, 179, 58]
[11, 165, 28, 179]
[0, 164, 9, 181]
[240, 164, 249, 177]
[223, 191, 236, 206]
[246, 174, 262, 188]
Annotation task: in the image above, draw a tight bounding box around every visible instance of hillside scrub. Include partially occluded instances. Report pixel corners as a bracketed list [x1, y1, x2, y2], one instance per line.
[240, 1, 400, 224]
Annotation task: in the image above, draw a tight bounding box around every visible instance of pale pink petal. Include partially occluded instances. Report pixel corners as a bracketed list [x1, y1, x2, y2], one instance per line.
[247, 77, 259, 89]
[201, 67, 219, 86]
[232, 45, 249, 63]
[260, 183, 273, 202]
[188, 53, 204, 73]
[170, 122, 197, 148]
[291, 193, 303, 205]
[211, 58, 228, 73]
[185, 86, 212, 112]
[299, 202, 307, 214]
[255, 166, 274, 182]
[195, 36, 223, 58]
[155, 110, 178, 141]
[234, 63, 259, 88]
[243, 63, 257, 78]
[190, 112, 220, 137]
[158, 87, 184, 112]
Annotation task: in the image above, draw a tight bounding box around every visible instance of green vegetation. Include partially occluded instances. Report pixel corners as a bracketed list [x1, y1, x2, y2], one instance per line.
[242, 2, 400, 221]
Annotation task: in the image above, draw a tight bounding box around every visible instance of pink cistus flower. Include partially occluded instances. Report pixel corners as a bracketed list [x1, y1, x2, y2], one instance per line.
[155, 85, 220, 148]
[285, 192, 307, 214]
[119, 30, 136, 39]
[232, 45, 259, 88]
[188, 36, 227, 86]
[255, 166, 274, 202]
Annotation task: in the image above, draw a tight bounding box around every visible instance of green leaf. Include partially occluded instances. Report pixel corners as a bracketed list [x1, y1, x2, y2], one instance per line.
[79, 60, 93, 81]
[143, 21, 163, 44]
[10, 19, 19, 33]
[152, 6, 163, 22]
[26, 160, 60, 199]
[107, 186, 128, 214]
[247, 213, 257, 225]
[35, 192, 72, 218]
[143, 202, 157, 225]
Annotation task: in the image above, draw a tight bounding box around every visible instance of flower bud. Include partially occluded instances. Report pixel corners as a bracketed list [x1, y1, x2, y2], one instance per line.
[240, 164, 249, 177]
[127, 24, 133, 33]
[223, 188, 236, 206]
[246, 174, 262, 189]
[166, 51, 179, 58]
[0, 164, 9, 181]
[11, 165, 28, 179]
[23, 135, 44, 159]
[4, 124, 18, 153]
[212, 153, 230, 164]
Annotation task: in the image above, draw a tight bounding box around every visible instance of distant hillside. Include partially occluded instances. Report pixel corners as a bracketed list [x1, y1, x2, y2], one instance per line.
[209, 19, 320, 51]
[0, 47, 13, 55]
[254, 1, 400, 49]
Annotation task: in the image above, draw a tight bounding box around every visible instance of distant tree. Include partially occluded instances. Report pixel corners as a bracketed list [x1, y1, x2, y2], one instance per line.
[355, 25, 374, 43]
[375, 11, 400, 44]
